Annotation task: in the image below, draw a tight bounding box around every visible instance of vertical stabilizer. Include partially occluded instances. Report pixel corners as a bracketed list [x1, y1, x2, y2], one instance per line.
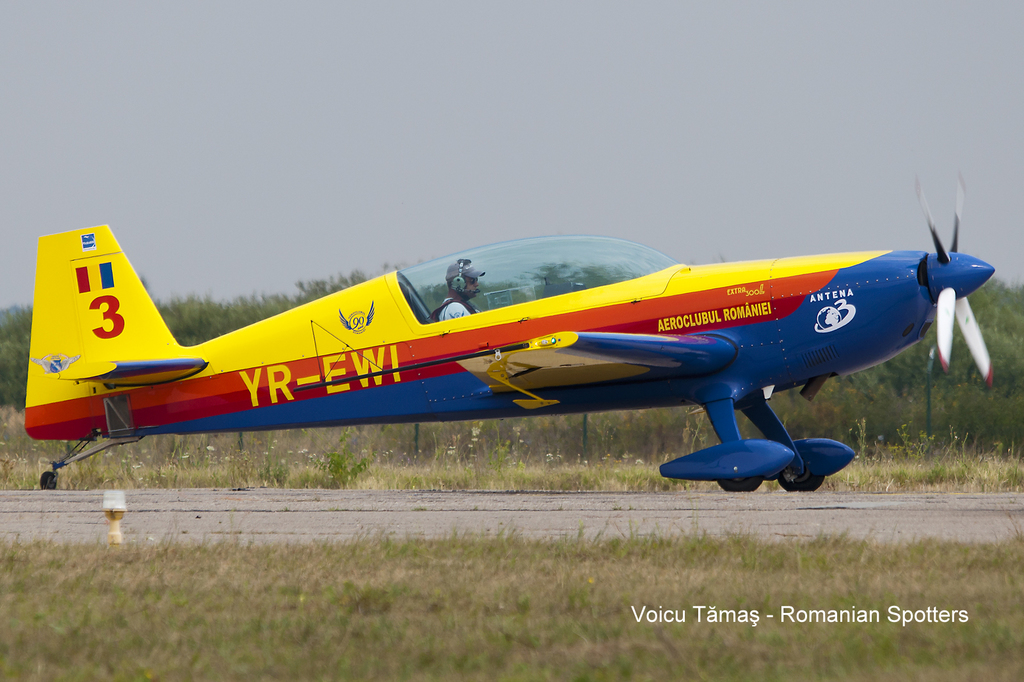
[26, 226, 182, 429]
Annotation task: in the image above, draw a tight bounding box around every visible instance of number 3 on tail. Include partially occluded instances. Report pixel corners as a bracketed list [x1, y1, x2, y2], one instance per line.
[90, 295, 125, 338]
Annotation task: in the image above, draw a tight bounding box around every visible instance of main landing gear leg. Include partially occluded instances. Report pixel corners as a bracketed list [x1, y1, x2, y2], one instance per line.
[705, 398, 764, 493]
[740, 395, 824, 492]
[40, 436, 142, 490]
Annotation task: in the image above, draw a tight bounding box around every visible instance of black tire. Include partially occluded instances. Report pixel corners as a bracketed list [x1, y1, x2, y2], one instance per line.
[777, 470, 825, 492]
[717, 477, 763, 492]
[40, 470, 57, 490]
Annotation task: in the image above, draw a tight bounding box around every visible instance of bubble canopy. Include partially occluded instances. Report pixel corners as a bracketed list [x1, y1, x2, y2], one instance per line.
[396, 236, 678, 324]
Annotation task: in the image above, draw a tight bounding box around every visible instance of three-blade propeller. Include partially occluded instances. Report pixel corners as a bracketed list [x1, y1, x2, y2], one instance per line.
[916, 174, 993, 387]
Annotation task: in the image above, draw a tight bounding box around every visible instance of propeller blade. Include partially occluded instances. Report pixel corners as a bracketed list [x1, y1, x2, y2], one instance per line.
[936, 287, 956, 372]
[955, 297, 993, 387]
[916, 176, 950, 263]
[952, 172, 965, 253]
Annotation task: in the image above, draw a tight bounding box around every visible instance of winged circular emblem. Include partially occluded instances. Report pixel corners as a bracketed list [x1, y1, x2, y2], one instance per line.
[31, 353, 81, 375]
[339, 301, 375, 334]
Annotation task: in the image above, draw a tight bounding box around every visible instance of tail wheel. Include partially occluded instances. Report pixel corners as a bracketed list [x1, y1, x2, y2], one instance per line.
[778, 470, 825, 492]
[40, 471, 57, 490]
[717, 477, 763, 492]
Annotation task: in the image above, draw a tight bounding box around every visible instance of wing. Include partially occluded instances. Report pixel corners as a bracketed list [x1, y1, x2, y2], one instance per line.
[366, 301, 375, 327]
[457, 331, 737, 393]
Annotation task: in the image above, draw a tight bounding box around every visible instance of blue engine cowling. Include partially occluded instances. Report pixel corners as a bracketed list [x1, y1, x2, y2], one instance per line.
[660, 439, 795, 481]
[792, 438, 855, 476]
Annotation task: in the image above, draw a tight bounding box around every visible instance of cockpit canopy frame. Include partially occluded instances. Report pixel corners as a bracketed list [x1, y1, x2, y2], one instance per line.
[397, 235, 678, 324]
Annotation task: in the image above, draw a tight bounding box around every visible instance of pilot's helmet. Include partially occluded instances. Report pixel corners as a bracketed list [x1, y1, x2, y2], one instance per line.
[445, 259, 485, 294]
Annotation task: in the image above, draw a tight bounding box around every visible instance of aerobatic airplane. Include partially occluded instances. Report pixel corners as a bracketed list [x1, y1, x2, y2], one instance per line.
[26, 178, 993, 491]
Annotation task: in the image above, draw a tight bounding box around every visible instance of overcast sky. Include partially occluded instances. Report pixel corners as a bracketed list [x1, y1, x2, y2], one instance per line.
[2, 2, 1022, 309]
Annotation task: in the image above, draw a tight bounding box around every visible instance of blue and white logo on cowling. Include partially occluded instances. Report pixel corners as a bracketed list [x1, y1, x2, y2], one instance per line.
[814, 299, 856, 333]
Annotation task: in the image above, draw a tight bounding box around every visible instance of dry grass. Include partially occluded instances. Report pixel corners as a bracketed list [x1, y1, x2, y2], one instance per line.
[1, 406, 1021, 492]
[2, 449, 1022, 494]
[0, 534, 1022, 681]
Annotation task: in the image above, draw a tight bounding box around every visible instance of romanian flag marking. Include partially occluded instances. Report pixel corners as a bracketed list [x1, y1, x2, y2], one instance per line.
[76, 263, 114, 293]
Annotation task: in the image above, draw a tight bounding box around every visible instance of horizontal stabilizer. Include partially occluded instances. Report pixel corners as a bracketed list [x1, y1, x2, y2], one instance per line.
[660, 439, 794, 480]
[58, 358, 208, 386]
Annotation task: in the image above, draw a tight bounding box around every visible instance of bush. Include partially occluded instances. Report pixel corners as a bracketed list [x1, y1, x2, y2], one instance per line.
[315, 431, 372, 487]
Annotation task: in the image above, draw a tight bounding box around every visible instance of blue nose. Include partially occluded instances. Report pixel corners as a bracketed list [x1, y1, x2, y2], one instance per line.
[927, 252, 995, 301]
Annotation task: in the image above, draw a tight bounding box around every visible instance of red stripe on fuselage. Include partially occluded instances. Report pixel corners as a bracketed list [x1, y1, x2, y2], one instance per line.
[25, 394, 100, 440]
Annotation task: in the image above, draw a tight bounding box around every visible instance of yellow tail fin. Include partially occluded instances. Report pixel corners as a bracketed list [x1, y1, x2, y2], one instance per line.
[27, 226, 187, 408]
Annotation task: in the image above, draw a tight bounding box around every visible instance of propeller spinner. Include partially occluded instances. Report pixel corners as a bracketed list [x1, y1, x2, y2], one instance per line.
[916, 174, 994, 387]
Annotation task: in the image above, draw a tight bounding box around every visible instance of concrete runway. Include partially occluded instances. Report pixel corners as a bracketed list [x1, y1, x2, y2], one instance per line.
[2, 489, 1022, 544]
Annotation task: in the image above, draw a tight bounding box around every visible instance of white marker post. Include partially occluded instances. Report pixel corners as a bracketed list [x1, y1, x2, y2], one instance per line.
[102, 490, 126, 546]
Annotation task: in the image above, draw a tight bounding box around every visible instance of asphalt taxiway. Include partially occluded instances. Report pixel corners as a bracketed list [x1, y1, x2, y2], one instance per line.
[1, 489, 1021, 544]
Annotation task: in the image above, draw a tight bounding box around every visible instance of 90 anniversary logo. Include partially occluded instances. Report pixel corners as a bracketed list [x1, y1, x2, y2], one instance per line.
[339, 302, 375, 334]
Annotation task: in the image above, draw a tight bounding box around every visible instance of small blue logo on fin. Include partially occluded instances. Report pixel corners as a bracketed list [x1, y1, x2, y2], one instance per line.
[81, 233, 96, 252]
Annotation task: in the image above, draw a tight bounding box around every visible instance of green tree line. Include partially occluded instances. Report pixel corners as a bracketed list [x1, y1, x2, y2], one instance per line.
[776, 279, 1024, 450]
[1, 276, 1021, 450]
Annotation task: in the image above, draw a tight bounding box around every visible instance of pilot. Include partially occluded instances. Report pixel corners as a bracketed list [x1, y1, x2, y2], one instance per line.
[430, 259, 485, 321]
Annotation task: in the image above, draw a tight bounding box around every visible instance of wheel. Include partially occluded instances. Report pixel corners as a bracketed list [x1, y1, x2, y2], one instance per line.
[777, 469, 825, 492]
[717, 477, 763, 492]
[40, 470, 57, 490]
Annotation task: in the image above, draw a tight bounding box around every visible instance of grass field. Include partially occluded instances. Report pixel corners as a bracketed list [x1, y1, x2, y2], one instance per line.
[2, 408, 1022, 680]
[1, 534, 1022, 681]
